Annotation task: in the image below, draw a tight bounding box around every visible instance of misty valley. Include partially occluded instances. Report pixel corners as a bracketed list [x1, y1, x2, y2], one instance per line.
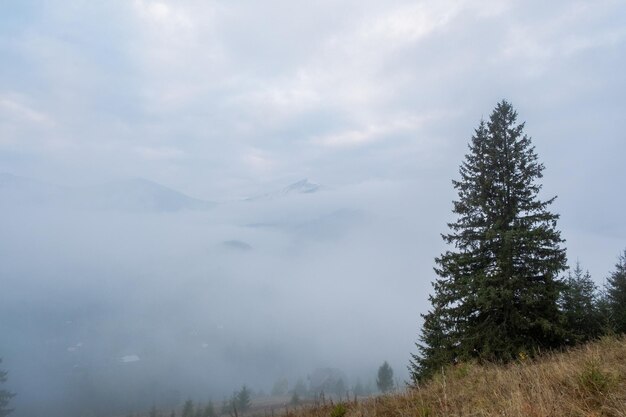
[0, 175, 432, 416]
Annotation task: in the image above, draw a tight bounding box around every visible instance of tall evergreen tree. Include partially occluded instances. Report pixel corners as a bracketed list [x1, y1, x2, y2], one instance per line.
[410, 101, 567, 383]
[376, 361, 394, 393]
[352, 379, 365, 397]
[182, 399, 194, 417]
[202, 401, 216, 417]
[560, 261, 602, 344]
[0, 359, 14, 417]
[235, 385, 251, 413]
[595, 285, 614, 334]
[220, 398, 230, 415]
[605, 249, 626, 333]
[292, 379, 307, 398]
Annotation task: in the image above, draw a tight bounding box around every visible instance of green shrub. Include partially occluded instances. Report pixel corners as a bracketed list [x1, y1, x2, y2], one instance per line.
[451, 362, 472, 379]
[330, 403, 347, 417]
[578, 359, 616, 396]
[417, 406, 431, 417]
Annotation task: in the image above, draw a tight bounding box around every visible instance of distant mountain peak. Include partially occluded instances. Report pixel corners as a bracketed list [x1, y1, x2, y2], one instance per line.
[282, 178, 321, 195]
[247, 178, 323, 201]
[0, 173, 215, 212]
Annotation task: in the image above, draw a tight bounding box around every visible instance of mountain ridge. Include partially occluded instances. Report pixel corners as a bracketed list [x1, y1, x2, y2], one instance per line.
[246, 178, 323, 201]
[0, 173, 215, 212]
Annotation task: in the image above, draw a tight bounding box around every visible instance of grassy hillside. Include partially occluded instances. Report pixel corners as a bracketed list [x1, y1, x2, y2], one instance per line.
[292, 336, 626, 417]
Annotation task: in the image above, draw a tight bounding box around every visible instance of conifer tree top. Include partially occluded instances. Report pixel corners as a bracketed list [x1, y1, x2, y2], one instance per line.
[410, 100, 567, 383]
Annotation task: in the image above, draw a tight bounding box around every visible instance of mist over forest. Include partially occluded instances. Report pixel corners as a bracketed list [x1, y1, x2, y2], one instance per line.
[0, 175, 447, 416]
[1, 170, 624, 416]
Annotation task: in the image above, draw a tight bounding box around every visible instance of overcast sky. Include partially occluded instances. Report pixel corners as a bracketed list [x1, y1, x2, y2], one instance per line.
[0, 0, 623, 193]
[1, 0, 625, 314]
[1, 0, 625, 269]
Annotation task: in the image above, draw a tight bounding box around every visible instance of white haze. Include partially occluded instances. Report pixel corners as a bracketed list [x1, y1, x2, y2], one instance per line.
[0, 177, 451, 416]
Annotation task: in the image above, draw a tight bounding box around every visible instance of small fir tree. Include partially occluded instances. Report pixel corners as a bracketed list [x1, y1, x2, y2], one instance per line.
[596, 285, 614, 334]
[0, 359, 14, 417]
[560, 261, 602, 344]
[293, 379, 307, 397]
[271, 378, 288, 396]
[182, 399, 194, 417]
[409, 303, 456, 382]
[376, 361, 394, 393]
[220, 398, 230, 415]
[605, 249, 626, 333]
[353, 380, 365, 397]
[235, 385, 251, 413]
[202, 401, 216, 417]
[333, 378, 346, 397]
[410, 101, 567, 383]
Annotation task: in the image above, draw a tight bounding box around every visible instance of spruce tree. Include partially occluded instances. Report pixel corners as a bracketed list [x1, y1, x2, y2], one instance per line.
[560, 261, 602, 344]
[353, 380, 365, 396]
[293, 379, 307, 398]
[605, 249, 626, 333]
[182, 399, 194, 417]
[408, 304, 455, 382]
[220, 398, 230, 415]
[0, 359, 14, 417]
[596, 286, 613, 334]
[202, 401, 216, 417]
[235, 385, 251, 413]
[410, 101, 567, 383]
[376, 361, 394, 393]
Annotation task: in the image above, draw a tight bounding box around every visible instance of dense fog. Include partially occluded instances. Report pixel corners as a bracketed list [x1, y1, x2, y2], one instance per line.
[0, 176, 453, 416]
[2, 172, 624, 416]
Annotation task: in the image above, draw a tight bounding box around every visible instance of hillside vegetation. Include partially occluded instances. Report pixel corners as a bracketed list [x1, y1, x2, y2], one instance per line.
[292, 336, 626, 417]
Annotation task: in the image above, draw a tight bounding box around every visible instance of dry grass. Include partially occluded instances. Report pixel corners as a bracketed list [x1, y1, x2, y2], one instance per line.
[289, 336, 626, 417]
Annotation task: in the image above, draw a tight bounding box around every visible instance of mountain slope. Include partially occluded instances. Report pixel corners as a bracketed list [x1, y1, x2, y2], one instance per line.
[247, 179, 322, 201]
[294, 336, 626, 417]
[0, 173, 215, 212]
[73, 178, 214, 212]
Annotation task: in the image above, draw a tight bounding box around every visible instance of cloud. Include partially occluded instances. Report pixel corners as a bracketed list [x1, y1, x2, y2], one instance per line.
[0, 94, 60, 149]
[0, 95, 53, 126]
[359, 1, 462, 45]
[134, 146, 185, 161]
[498, 0, 626, 76]
[132, 0, 194, 28]
[241, 148, 276, 175]
[310, 114, 436, 149]
[0, 0, 624, 195]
